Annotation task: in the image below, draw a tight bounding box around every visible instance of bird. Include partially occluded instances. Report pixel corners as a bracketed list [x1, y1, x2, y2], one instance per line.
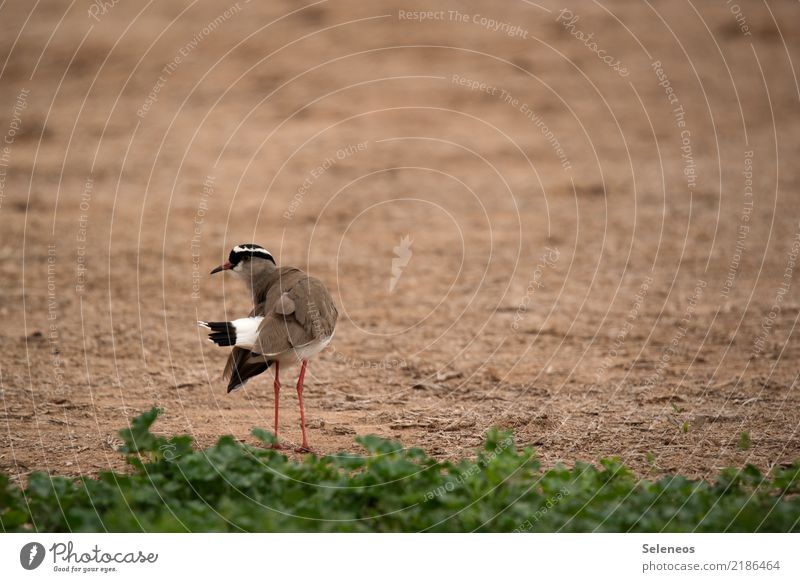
[198, 243, 338, 452]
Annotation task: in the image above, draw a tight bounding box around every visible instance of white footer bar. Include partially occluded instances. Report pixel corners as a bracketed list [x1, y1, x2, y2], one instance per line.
[1, 534, 796, 581]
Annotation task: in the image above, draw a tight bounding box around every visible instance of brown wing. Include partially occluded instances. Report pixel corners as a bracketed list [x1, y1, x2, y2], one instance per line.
[287, 276, 337, 339]
[253, 274, 338, 356]
[223, 347, 271, 393]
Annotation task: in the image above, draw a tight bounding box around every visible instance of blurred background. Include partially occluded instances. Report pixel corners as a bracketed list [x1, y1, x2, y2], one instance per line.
[1, 0, 798, 480]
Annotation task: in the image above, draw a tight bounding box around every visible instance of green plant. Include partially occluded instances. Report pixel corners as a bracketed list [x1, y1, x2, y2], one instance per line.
[738, 431, 751, 450]
[1, 408, 798, 532]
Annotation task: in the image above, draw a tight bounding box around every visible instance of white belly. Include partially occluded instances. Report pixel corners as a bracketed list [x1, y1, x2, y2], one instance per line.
[274, 334, 333, 366]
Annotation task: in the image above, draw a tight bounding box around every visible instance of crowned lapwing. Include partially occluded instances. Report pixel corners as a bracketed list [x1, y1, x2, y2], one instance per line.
[199, 244, 338, 451]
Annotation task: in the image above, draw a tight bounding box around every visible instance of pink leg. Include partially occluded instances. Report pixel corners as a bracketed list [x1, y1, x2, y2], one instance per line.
[273, 361, 280, 438]
[296, 359, 310, 451]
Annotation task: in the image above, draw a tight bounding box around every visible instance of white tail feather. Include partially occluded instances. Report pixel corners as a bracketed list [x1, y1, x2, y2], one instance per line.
[231, 317, 263, 348]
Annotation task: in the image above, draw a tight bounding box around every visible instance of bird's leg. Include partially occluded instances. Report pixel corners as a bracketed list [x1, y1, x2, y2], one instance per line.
[295, 359, 310, 452]
[272, 361, 281, 445]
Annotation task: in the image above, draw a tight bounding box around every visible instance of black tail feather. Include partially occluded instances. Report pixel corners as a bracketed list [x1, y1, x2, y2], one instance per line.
[200, 321, 237, 347]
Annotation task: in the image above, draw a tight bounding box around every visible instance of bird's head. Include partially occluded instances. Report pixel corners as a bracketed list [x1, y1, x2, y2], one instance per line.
[211, 244, 276, 278]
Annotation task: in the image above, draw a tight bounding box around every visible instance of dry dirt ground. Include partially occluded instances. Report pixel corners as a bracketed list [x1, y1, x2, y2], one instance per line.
[1, 0, 799, 483]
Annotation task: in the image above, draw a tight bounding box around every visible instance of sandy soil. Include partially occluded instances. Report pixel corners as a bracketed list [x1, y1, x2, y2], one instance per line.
[1, 0, 799, 483]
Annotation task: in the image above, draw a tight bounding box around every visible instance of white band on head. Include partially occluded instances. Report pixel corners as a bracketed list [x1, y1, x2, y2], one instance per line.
[232, 244, 274, 262]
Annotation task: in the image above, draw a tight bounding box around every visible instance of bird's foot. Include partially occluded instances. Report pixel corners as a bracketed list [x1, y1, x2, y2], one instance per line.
[294, 444, 314, 454]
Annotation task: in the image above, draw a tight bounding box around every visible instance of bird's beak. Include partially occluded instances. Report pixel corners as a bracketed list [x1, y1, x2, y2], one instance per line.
[210, 261, 233, 275]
